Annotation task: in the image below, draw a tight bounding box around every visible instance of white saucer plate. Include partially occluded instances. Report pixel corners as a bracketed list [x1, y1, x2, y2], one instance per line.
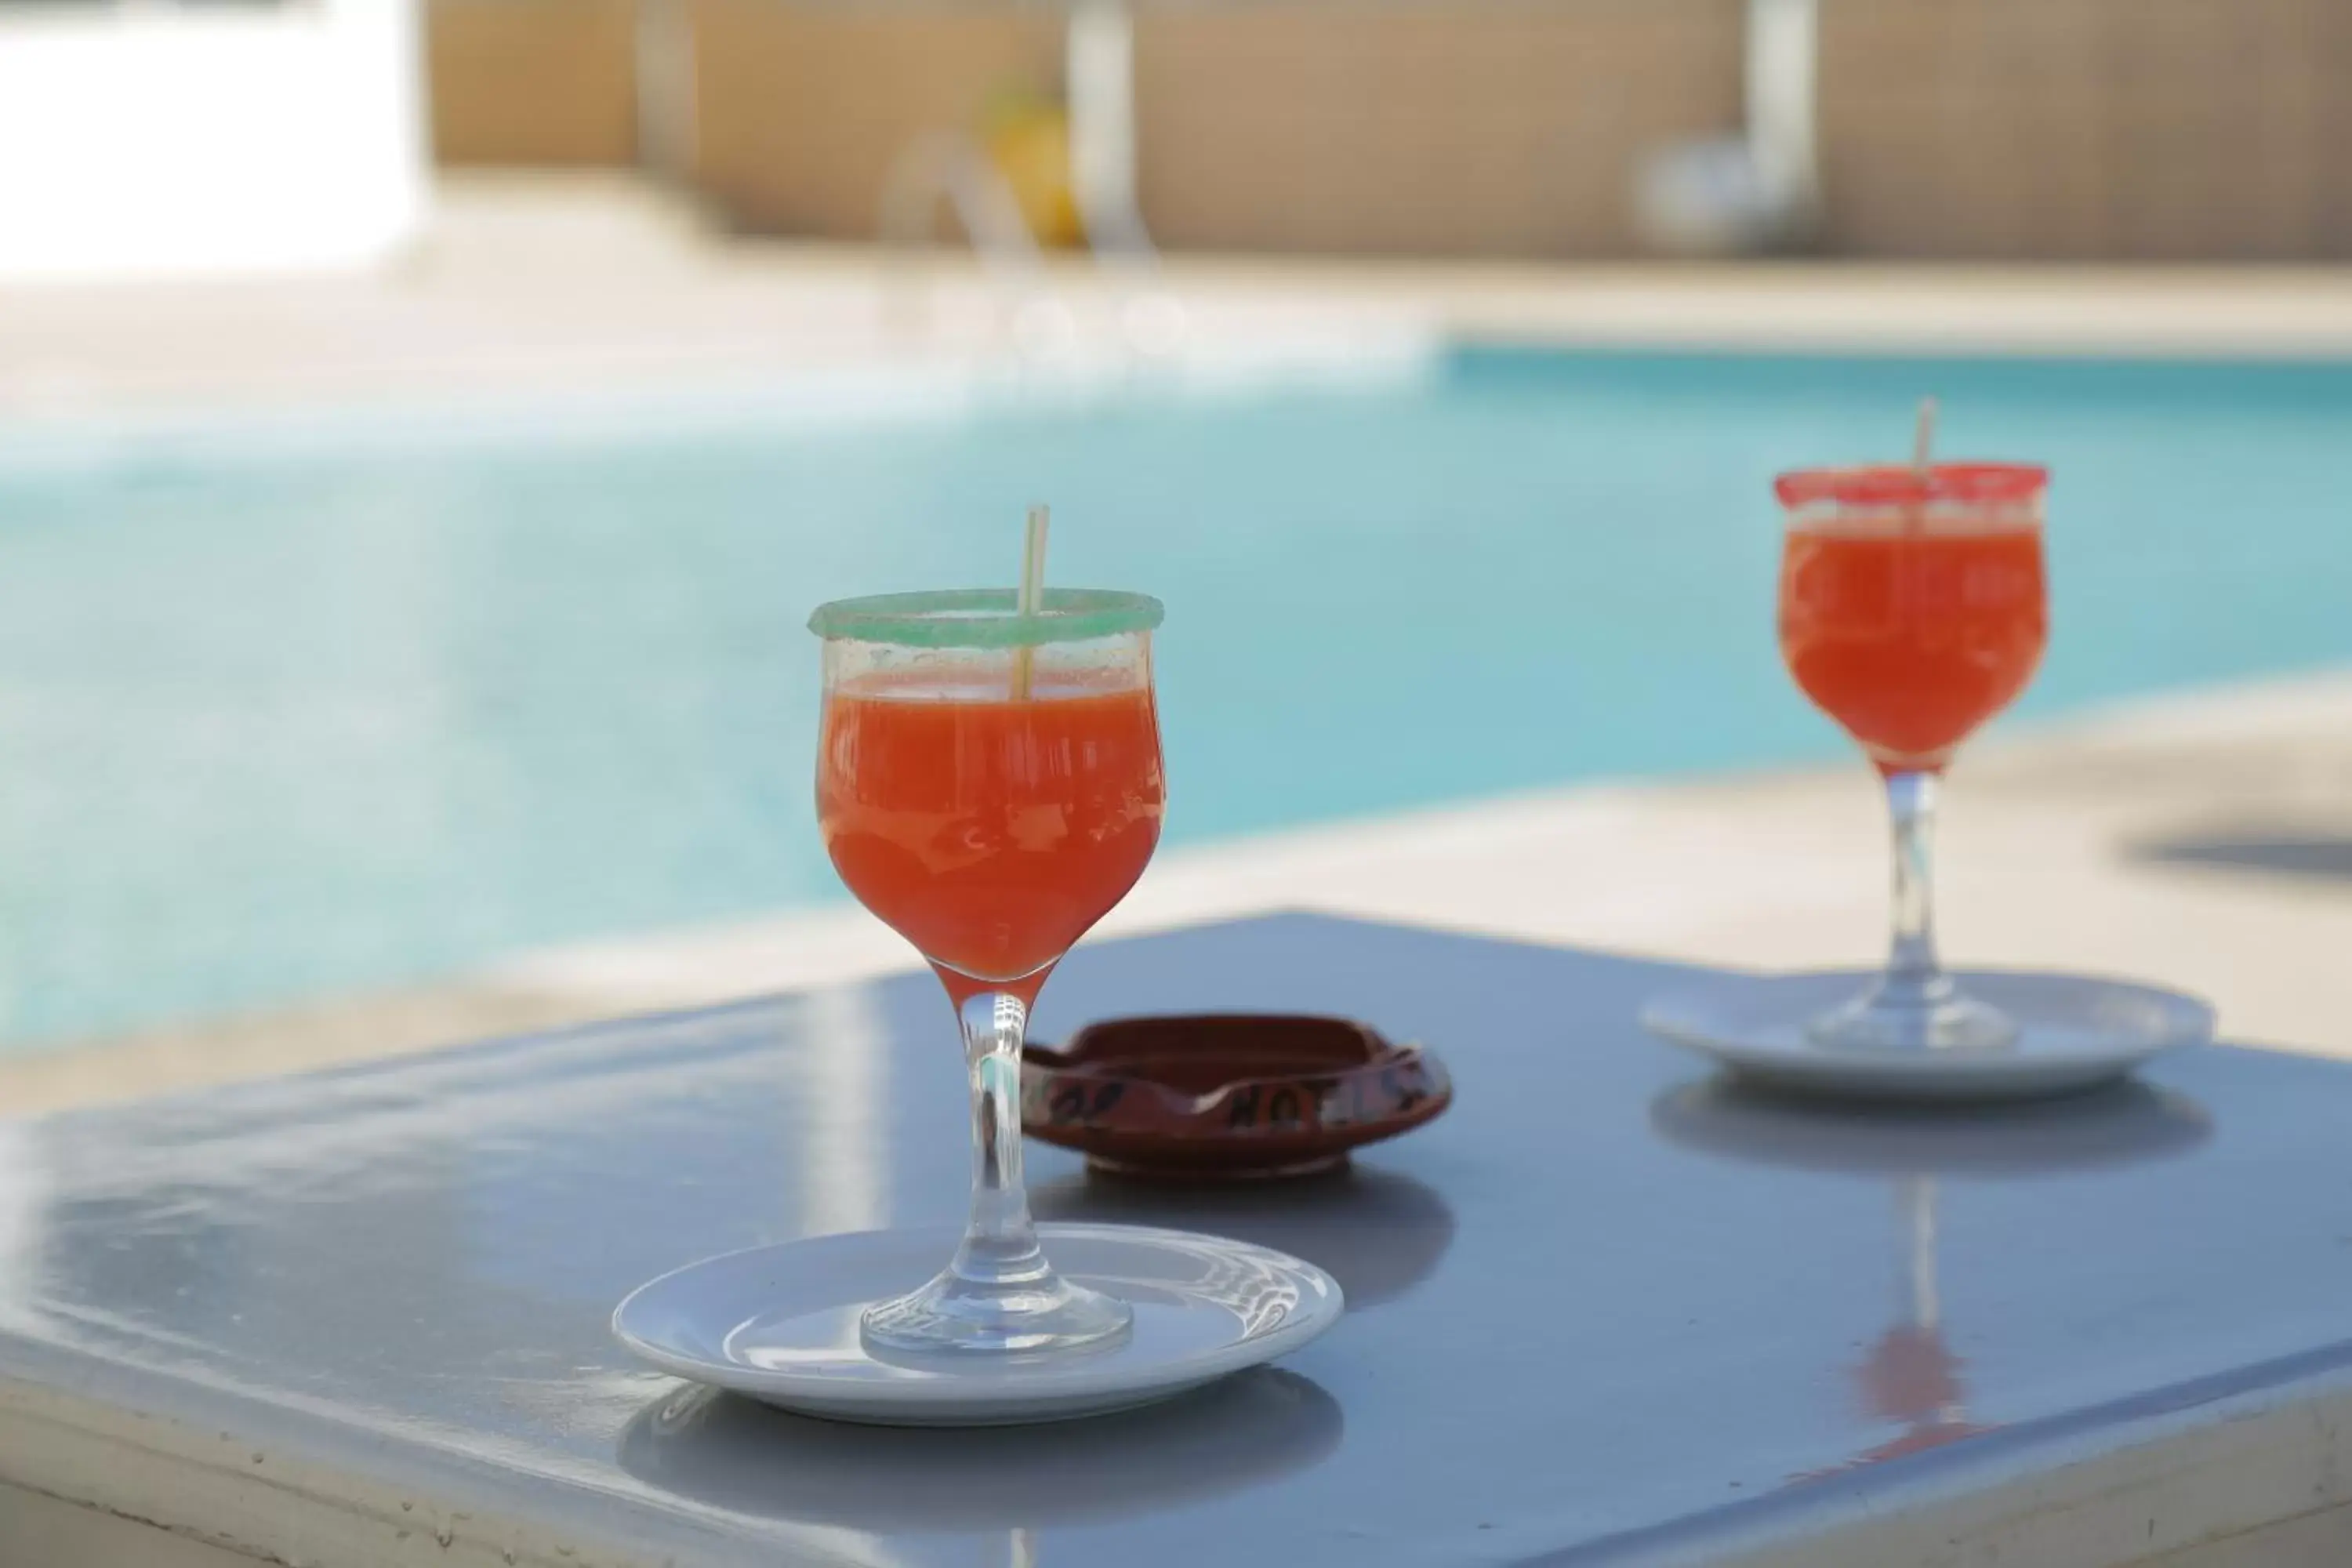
[613, 1222, 1343, 1427]
[1641, 970, 2215, 1104]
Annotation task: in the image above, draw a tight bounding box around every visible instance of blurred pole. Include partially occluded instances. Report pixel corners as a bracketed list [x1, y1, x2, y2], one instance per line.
[636, 0, 699, 184]
[1748, 0, 1820, 220]
[1634, 0, 1818, 256]
[1067, 0, 1187, 356]
[1067, 0, 1154, 260]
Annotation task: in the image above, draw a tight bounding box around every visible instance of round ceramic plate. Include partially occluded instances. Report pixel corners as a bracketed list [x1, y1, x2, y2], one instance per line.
[612, 1223, 1343, 1427]
[1641, 970, 2214, 1104]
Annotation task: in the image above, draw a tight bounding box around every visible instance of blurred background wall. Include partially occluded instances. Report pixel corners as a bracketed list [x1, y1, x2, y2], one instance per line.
[427, 0, 642, 166]
[688, 0, 1062, 238]
[418, 0, 2352, 261]
[1820, 0, 2352, 260]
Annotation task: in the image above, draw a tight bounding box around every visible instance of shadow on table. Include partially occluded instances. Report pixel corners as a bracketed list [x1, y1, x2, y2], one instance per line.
[1653, 1077, 2213, 1483]
[2132, 831, 2352, 883]
[1029, 1162, 1457, 1311]
[617, 1367, 1342, 1533]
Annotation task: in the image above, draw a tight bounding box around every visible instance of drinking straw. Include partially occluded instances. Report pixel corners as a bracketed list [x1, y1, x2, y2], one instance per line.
[1013, 503, 1050, 699]
[1907, 397, 1937, 534]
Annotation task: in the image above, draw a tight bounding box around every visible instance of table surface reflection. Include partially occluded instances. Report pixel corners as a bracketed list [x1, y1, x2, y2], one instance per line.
[1, 913, 2346, 1566]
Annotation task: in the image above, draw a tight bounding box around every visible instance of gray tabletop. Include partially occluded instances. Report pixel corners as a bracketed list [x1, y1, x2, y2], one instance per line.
[0, 913, 2347, 1567]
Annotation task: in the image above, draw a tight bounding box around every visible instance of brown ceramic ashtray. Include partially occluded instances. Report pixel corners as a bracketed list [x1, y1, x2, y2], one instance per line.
[1021, 1014, 1453, 1180]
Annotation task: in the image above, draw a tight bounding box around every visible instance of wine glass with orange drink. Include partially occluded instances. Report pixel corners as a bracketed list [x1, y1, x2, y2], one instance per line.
[810, 526, 1167, 1354]
[1640, 412, 2214, 1099]
[608, 512, 1339, 1417]
[1775, 445, 2048, 1051]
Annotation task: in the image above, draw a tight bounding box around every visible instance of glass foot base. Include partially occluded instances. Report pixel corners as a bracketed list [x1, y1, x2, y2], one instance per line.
[860, 1261, 1133, 1358]
[1806, 976, 2020, 1054]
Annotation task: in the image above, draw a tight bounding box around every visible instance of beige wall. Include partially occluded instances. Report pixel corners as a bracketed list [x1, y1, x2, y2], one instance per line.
[431, 0, 2352, 260]
[1134, 0, 1743, 256]
[689, 0, 1060, 237]
[1819, 0, 2352, 260]
[678, 0, 1742, 255]
[428, 0, 640, 167]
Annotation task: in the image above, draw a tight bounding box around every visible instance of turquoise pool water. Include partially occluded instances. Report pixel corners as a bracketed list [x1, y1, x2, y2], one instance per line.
[0, 347, 2346, 1050]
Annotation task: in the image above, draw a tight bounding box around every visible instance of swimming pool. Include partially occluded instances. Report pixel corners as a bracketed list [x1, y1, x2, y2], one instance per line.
[0, 347, 2346, 1051]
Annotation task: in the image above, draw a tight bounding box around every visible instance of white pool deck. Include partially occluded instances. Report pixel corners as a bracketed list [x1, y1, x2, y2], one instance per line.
[0, 175, 2348, 1115]
[9, 174, 2352, 430]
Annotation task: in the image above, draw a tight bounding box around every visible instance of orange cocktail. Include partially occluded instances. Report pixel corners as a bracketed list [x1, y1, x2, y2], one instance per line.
[1774, 461, 2049, 1052]
[1779, 494, 2046, 775]
[818, 679, 1163, 994]
[808, 586, 1165, 1357]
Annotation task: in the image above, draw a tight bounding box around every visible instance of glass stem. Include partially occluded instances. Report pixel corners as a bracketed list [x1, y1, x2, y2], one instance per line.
[947, 989, 1051, 1295]
[1882, 769, 1952, 1007]
[860, 974, 1127, 1354]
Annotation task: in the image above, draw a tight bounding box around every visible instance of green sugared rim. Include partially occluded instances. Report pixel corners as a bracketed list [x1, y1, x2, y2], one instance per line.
[808, 588, 1164, 648]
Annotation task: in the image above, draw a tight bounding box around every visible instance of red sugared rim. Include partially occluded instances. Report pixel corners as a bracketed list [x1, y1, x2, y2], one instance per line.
[1774, 463, 2049, 510]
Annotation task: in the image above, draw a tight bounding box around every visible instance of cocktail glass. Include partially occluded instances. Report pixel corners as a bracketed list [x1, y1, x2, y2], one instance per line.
[1776, 463, 2049, 1051]
[811, 587, 1165, 1355]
